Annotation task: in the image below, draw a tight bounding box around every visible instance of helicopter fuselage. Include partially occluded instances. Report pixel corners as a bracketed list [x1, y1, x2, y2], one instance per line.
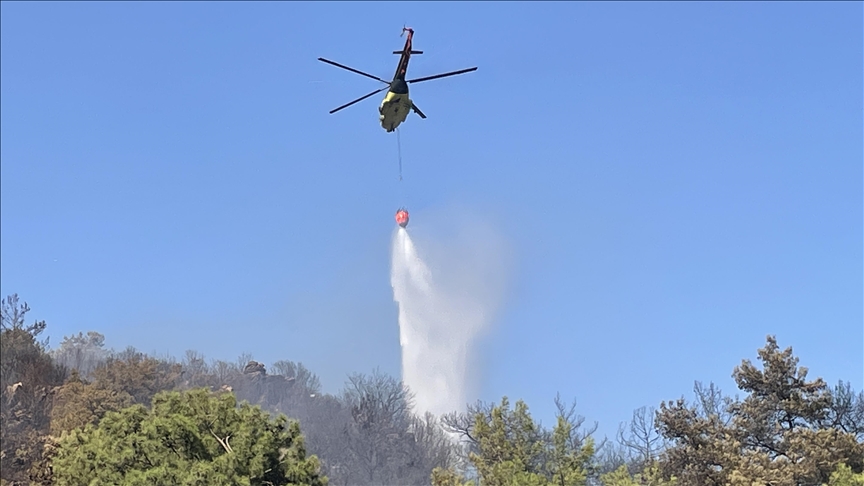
[379, 31, 415, 132]
[379, 78, 411, 132]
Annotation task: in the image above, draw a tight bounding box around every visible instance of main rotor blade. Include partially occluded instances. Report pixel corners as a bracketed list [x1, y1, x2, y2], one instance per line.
[411, 102, 427, 119]
[329, 87, 388, 114]
[318, 58, 390, 85]
[407, 67, 478, 84]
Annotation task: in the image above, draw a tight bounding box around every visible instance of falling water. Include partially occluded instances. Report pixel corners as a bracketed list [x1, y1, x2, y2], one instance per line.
[390, 219, 508, 418]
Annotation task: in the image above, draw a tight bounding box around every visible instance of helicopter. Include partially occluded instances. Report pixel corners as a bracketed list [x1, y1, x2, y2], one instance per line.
[318, 27, 477, 132]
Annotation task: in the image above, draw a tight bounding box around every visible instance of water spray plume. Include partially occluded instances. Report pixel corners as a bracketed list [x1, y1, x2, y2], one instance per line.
[390, 216, 508, 418]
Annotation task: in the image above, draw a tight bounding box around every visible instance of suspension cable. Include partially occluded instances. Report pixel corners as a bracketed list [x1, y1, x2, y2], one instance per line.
[396, 127, 403, 181]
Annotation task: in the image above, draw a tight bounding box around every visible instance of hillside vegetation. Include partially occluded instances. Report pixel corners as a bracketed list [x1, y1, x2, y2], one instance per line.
[2, 293, 861, 486]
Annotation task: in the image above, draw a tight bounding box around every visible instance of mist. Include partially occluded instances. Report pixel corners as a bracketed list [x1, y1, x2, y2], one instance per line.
[390, 211, 510, 418]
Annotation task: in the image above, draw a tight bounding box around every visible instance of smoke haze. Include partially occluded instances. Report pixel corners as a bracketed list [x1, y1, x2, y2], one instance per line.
[390, 212, 509, 418]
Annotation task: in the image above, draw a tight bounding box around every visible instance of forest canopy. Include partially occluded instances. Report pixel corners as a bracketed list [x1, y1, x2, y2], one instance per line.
[1, 293, 861, 486]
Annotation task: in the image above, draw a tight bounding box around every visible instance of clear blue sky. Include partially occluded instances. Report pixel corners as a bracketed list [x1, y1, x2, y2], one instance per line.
[2, 1, 861, 440]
